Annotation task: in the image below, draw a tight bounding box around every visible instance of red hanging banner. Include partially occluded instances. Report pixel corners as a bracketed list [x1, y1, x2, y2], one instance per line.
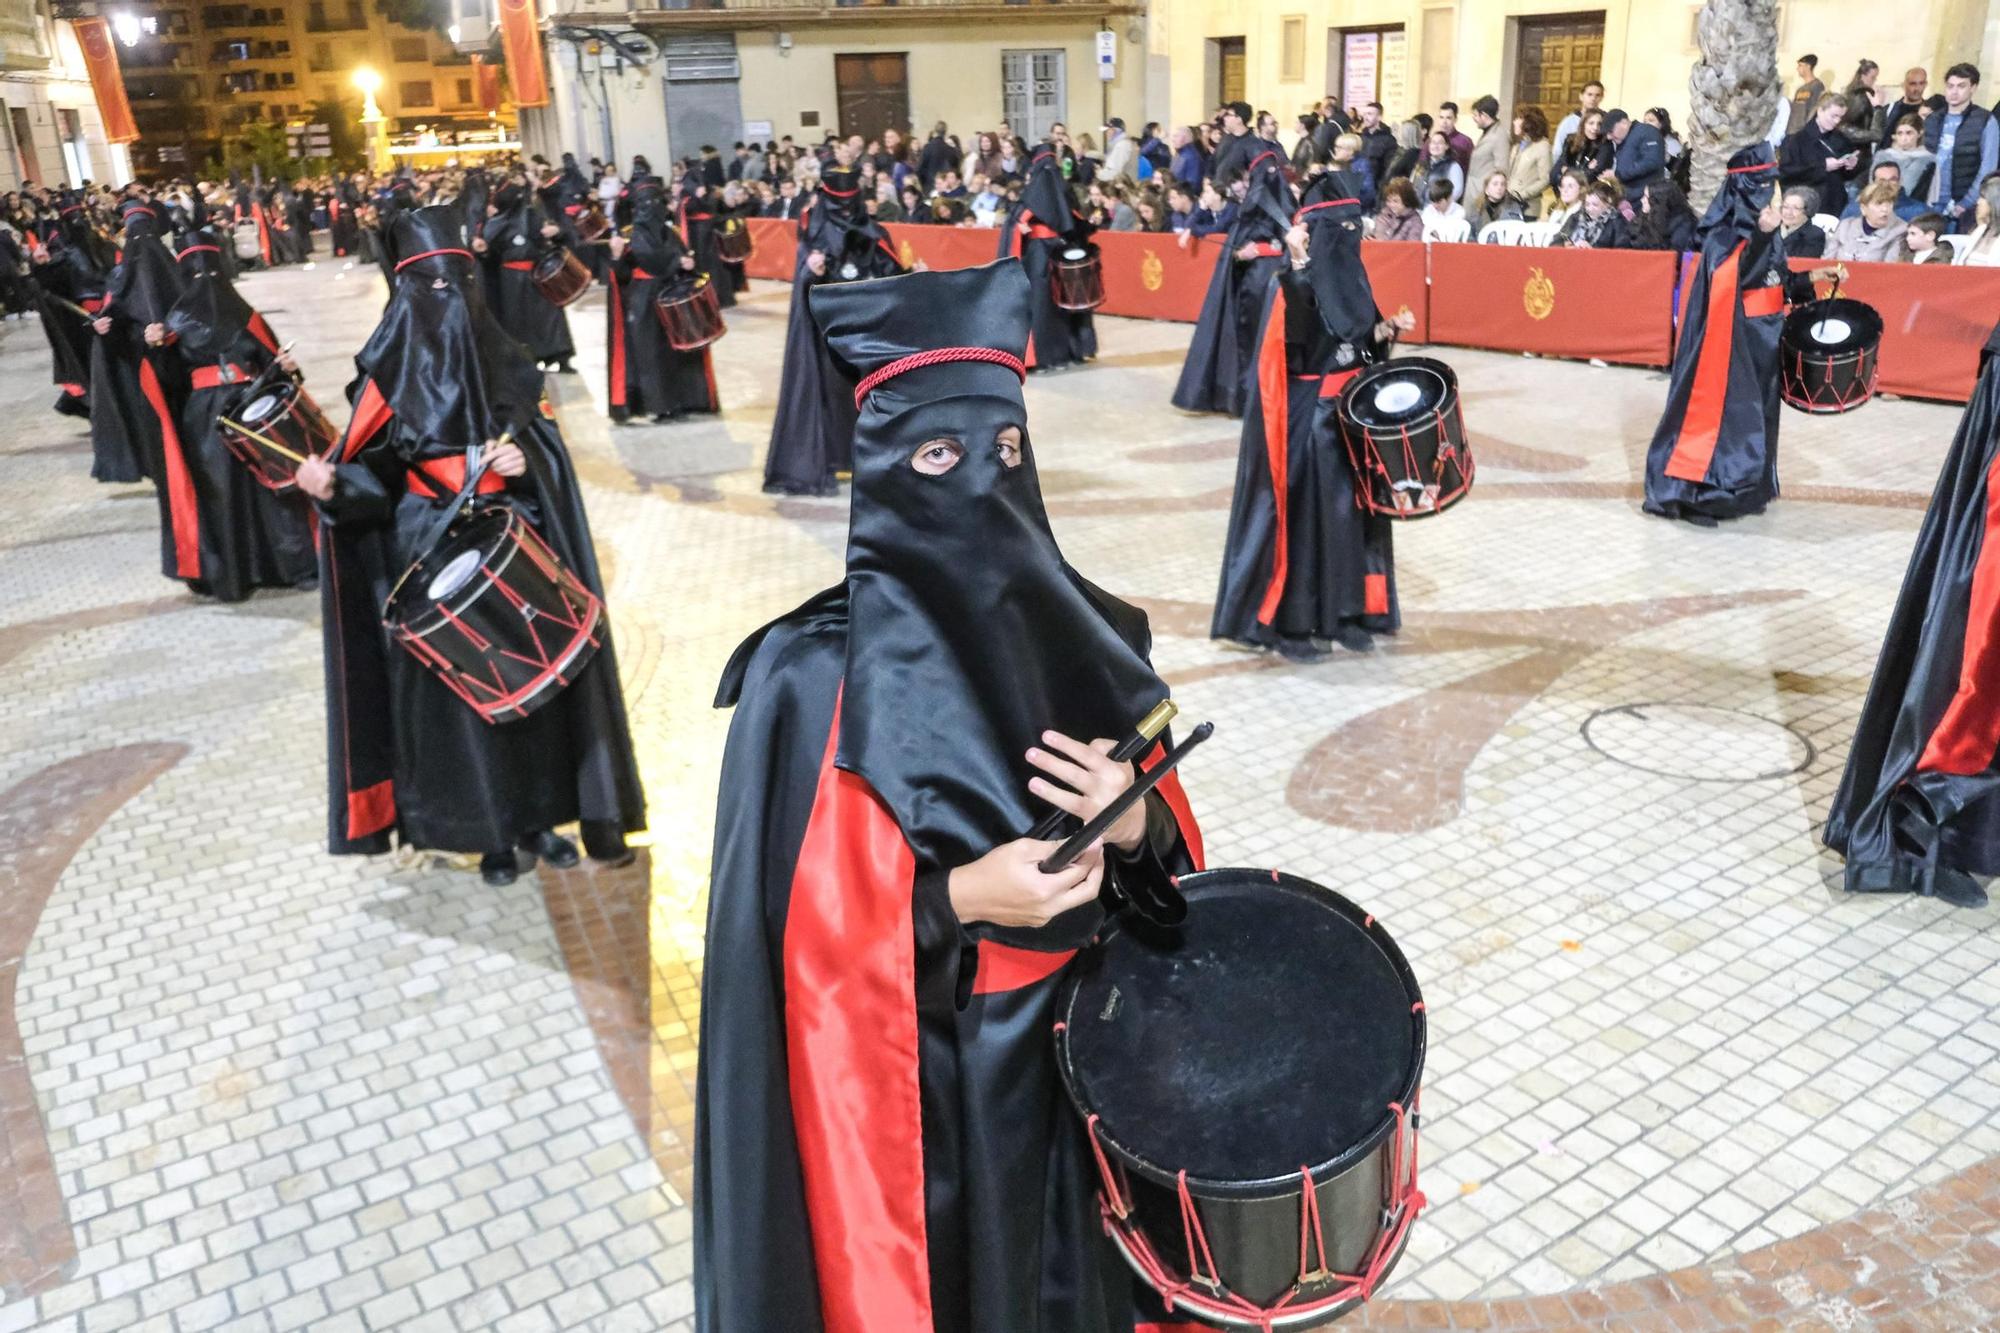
[471, 55, 502, 114]
[495, 0, 549, 109]
[71, 19, 140, 146]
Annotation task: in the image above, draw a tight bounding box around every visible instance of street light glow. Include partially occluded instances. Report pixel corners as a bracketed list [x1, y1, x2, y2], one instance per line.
[110, 9, 142, 46]
[352, 66, 381, 95]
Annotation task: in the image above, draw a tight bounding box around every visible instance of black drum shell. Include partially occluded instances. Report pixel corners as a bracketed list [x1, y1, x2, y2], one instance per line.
[1056, 868, 1425, 1317]
[716, 219, 755, 264]
[1780, 297, 1882, 414]
[1336, 357, 1473, 519]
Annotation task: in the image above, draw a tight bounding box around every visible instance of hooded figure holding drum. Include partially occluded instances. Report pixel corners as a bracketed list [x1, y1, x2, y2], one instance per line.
[295, 205, 645, 887]
[998, 143, 1098, 372]
[604, 179, 720, 424]
[474, 168, 578, 374]
[1172, 148, 1296, 418]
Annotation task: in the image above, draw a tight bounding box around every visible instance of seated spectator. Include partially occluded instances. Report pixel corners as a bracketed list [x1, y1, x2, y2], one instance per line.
[932, 167, 968, 201]
[762, 176, 804, 219]
[1132, 187, 1168, 232]
[1829, 181, 1908, 261]
[1559, 180, 1628, 247]
[1419, 176, 1469, 241]
[1876, 115, 1936, 199]
[1372, 176, 1423, 240]
[1544, 168, 1590, 233]
[1626, 179, 1698, 251]
[1467, 170, 1524, 237]
[1166, 181, 1201, 233]
[968, 172, 1004, 223]
[1775, 186, 1828, 259]
[1104, 182, 1140, 231]
[1901, 211, 1954, 262]
[1415, 129, 1464, 202]
[1507, 107, 1553, 218]
[1191, 179, 1235, 238]
[1840, 160, 1927, 221]
[1955, 178, 2000, 265]
[899, 183, 924, 222]
[872, 177, 905, 223]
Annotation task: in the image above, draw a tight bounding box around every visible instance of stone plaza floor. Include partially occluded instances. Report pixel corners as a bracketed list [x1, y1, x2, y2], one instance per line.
[1, 257, 1997, 1332]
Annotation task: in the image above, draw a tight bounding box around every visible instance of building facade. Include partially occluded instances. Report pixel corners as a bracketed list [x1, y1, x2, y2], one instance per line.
[114, 0, 503, 176]
[1153, 0, 2000, 143]
[531, 0, 1152, 177]
[0, 1, 128, 190]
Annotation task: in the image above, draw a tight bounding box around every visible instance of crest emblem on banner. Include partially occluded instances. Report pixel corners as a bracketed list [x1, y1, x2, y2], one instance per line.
[1141, 249, 1164, 291]
[1523, 267, 1555, 321]
[899, 239, 916, 267]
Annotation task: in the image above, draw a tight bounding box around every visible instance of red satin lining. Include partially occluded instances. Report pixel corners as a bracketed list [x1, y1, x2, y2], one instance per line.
[971, 941, 1075, 995]
[247, 312, 279, 354]
[784, 696, 935, 1333]
[1255, 286, 1292, 626]
[139, 357, 200, 578]
[346, 778, 395, 839]
[1295, 199, 1359, 221]
[502, 260, 535, 271]
[1664, 243, 1743, 483]
[607, 266, 627, 410]
[190, 363, 250, 389]
[337, 378, 394, 463]
[1741, 285, 1785, 318]
[1919, 447, 2000, 774]
[1365, 572, 1390, 616]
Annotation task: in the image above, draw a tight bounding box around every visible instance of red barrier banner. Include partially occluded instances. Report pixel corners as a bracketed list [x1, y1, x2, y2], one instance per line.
[1429, 243, 1678, 366]
[495, 0, 548, 108]
[744, 217, 796, 280]
[882, 222, 1005, 273]
[1095, 231, 1224, 321]
[71, 19, 139, 145]
[1361, 242, 1429, 344]
[1786, 257, 2000, 403]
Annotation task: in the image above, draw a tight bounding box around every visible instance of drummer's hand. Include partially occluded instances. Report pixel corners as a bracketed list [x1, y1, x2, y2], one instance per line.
[471, 236, 488, 252]
[680, 254, 696, 271]
[277, 350, 298, 373]
[1026, 731, 1147, 853]
[1284, 223, 1309, 258]
[1757, 201, 1781, 232]
[948, 838, 1106, 928]
[295, 453, 335, 502]
[92, 315, 111, 335]
[143, 321, 166, 346]
[1392, 308, 1417, 332]
[806, 249, 826, 276]
[1235, 241, 1261, 261]
[540, 223, 560, 238]
[1809, 264, 1844, 284]
[608, 236, 626, 259]
[485, 440, 527, 477]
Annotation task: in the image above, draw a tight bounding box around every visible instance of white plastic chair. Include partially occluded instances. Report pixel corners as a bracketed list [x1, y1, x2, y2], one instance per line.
[1812, 212, 1840, 235]
[1422, 215, 1473, 245]
[1939, 233, 1972, 262]
[1478, 219, 1534, 246]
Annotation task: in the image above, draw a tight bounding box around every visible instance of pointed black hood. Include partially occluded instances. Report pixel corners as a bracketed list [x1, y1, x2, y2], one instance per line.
[1019, 145, 1078, 232]
[1238, 147, 1295, 234]
[808, 259, 1168, 865]
[350, 205, 545, 453]
[1701, 142, 1778, 249]
[1295, 175, 1379, 344]
[108, 200, 184, 324]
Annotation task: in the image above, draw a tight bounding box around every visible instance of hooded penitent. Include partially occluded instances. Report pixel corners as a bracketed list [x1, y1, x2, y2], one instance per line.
[696, 258, 1201, 1333]
[157, 225, 316, 600]
[761, 161, 905, 495]
[90, 198, 188, 489]
[998, 144, 1096, 372]
[676, 166, 732, 309]
[481, 174, 575, 367]
[33, 194, 108, 418]
[1823, 320, 2000, 909]
[1213, 177, 1398, 650]
[1172, 146, 1295, 417]
[1642, 142, 1785, 524]
[314, 204, 644, 856]
[605, 180, 717, 422]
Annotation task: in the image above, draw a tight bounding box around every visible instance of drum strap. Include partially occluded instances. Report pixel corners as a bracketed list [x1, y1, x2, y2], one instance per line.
[502, 260, 536, 271]
[191, 363, 251, 390]
[1027, 223, 1061, 240]
[408, 448, 499, 557]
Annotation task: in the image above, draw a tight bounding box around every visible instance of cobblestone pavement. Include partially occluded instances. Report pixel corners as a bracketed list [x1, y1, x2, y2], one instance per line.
[1, 257, 1996, 1332]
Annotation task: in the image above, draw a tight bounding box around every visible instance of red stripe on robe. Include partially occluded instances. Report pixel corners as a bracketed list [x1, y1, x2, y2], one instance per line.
[139, 356, 200, 578]
[336, 379, 393, 463]
[1664, 243, 1743, 483]
[1919, 448, 2000, 774]
[784, 697, 934, 1333]
[246, 312, 279, 354]
[1254, 284, 1292, 625]
[346, 779, 394, 840]
[606, 271, 628, 410]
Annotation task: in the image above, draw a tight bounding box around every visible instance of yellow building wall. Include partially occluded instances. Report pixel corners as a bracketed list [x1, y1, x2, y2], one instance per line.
[735, 19, 1149, 148]
[1157, 0, 1998, 134]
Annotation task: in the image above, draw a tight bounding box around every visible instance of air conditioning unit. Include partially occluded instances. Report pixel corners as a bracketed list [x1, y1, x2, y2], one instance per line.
[448, 0, 490, 55]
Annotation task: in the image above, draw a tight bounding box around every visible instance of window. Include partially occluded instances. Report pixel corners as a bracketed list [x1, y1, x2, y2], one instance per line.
[280, 71, 294, 86]
[392, 37, 427, 63]
[400, 81, 434, 107]
[1000, 50, 1065, 144]
[456, 78, 472, 104]
[227, 40, 248, 59]
[1280, 16, 1306, 83]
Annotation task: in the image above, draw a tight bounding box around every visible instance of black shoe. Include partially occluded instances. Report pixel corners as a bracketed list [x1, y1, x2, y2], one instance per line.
[521, 829, 580, 869]
[1330, 624, 1376, 653]
[1276, 636, 1331, 663]
[581, 820, 635, 866]
[480, 851, 519, 886]
[556, 362, 576, 375]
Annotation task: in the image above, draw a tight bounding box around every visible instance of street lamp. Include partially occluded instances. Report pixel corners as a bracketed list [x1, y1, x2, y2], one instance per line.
[352, 66, 389, 174]
[109, 9, 142, 46]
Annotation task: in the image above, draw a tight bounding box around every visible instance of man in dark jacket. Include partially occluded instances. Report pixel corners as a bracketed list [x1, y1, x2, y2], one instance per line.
[1924, 64, 1997, 232]
[1604, 109, 1668, 201]
[1879, 67, 1930, 147]
[1355, 102, 1398, 183]
[1209, 101, 1257, 187]
[1780, 93, 1861, 218]
[915, 122, 962, 190]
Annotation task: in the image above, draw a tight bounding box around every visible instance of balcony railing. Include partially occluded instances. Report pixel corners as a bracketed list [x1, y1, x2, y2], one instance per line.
[639, 0, 1138, 16]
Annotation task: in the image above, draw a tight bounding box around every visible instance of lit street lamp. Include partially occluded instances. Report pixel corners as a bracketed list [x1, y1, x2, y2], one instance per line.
[353, 66, 390, 173]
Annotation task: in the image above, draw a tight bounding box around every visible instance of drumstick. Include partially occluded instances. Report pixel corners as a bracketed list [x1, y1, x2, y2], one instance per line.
[44, 293, 97, 321]
[218, 415, 307, 464]
[1038, 722, 1213, 874]
[1027, 700, 1178, 841]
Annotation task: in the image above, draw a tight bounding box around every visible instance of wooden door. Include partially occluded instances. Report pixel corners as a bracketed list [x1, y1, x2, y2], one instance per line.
[1218, 37, 1246, 106]
[1512, 13, 1604, 134]
[835, 52, 909, 145]
[8, 107, 42, 188]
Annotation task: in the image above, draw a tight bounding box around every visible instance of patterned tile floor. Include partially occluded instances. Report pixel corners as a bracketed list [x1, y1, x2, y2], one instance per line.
[0, 257, 1995, 1332]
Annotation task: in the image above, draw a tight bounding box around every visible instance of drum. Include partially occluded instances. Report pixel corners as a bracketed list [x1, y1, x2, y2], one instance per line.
[1051, 245, 1106, 311]
[1057, 869, 1426, 1329]
[574, 211, 611, 245]
[531, 248, 591, 307]
[653, 275, 727, 351]
[382, 505, 605, 725]
[716, 217, 754, 264]
[1337, 358, 1474, 520]
[1780, 297, 1882, 414]
[232, 221, 261, 261]
[219, 380, 336, 494]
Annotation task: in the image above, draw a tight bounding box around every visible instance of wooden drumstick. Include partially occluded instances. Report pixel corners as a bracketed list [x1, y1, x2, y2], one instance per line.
[218, 416, 307, 464]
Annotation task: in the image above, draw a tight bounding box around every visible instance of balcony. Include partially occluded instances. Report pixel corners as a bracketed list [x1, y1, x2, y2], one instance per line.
[199, 5, 287, 27]
[304, 2, 367, 32]
[634, 0, 1141, 21]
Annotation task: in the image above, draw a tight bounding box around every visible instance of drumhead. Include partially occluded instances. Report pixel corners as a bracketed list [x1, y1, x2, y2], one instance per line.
[1808, 317, 1852, 345]
[1062, 247, 1088, 261]
[242, 391, 283, 424]
[1783, 297, 1882, 353]
[426, 549, 483, 602]
[838, 261, 859, 280]
[532, 250, 568, 278]
[1343, 360, 1454, 428]
[1058, 868, 1423, 1194]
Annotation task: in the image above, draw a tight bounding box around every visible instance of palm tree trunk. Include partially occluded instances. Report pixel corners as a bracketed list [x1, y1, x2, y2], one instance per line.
[1686, 0, 1781, 211]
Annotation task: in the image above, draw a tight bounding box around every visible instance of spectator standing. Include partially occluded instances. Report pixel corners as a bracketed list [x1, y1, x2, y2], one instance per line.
[1466, 170, 1523, 237]
[1416, 129, 1465, 202]
[1787, 54, 1826, 134]
[1372, 177, 1423, 240]
[1645, 108, 1689, 190]
[1467, 95, 1511, 189]
[1290, 113, 1322, 176]
[1210, 101, 1257, 187]
[1553, 110, 1613, 190]
[1329, 132, 1377, 208]
[1829, 181, 1909, 261]
[1555, 81, 1605, 153]
[1507, 107, 1553, 217]
[1355, 102, 1398, 183]
[1779, 94, 1860, 216]
[1101, 118, 1137, 182]
[1877, 116, 1937, 199]
[1437, 102, 1474, 170]
[1841, 61, 1888, 154]
[1138, 122, 1171, 177]
[1878, 69, 1930, 148]
[1924, 64, 1998, 232]
[1604, 109, 1667, 200]
[1169, 125, 1206, 187]
[1388, 120, 1424, 182]
[915, 122, 962, 190]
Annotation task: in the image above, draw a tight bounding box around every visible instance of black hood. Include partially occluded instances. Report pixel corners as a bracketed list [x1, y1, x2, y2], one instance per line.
[1238, 147, 1295, 234]
[808, 259, 1168, 865]
[108, 202, 184, 324]
[628, 181, 685, 274]
[1019, 146, 1078, 232]
[172, 225, 228, 278]
[350, 205, 545, 453]
[1296, 177, 1379, 343]
[1701, 141, 1778, 250]
[164, 257, 256, 358]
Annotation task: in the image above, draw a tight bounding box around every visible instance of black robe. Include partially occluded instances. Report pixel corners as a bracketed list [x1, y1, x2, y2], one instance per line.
[678, 185, 733, 309]
[761, 191, 904, 496]
[328, 182, 361, 258]
[482, 198, 575, 366]
[1172, 166, 1291, 417]
[31, 241, 104, 419]
[999, 154, 1095, 372]
[1642, 149, 1785, 523]
[1822, 321, 2000, 909]
[1212, 265, 1398, 647]
[606, 221, 719, 422]
[160, 268, 317, 601]
[90, 225, 186, 487]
